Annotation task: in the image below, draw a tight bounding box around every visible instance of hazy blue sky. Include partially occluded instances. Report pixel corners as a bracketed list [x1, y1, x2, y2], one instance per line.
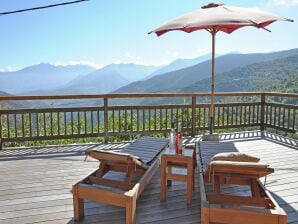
[0, 0, 297, 71]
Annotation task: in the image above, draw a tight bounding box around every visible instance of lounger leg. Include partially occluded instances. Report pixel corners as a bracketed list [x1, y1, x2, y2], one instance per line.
[201, 207, 210, 224]
[73, 185, 85, 221]
[213, 175, 221, 194]
[250, 179, 261, 198]
[126, 196, 137, 224]
[166, 165, 172, 187]
[278, 214, 288, 224]
[187, 160, 193, 205]
[160, 157, 166, 202]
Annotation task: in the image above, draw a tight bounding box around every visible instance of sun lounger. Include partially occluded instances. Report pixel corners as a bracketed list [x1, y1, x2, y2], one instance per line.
[198, 141, 287, 224]
[72, 136, 169, 224]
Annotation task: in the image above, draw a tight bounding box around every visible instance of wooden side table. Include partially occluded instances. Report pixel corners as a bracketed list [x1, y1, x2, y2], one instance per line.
[160, 148, 195, 205]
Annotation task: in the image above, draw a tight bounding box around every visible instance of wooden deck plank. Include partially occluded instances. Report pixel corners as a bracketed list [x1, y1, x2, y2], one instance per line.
[0, 136, 297, 223]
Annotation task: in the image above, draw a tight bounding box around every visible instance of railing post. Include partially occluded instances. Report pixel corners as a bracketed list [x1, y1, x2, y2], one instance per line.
[104, 97, 109, 143]
[192, 96, 196, 137]
[260, 93, 266, 132]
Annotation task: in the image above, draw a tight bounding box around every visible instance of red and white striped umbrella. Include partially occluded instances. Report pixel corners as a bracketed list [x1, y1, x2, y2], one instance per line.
[149, 2, 293, 135]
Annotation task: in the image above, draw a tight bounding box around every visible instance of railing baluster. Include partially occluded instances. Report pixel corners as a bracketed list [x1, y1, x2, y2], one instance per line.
[292, 108, 296, 131]
[118, 110, 121, 132]
[97, 110, 100, 133]
[252, 104, 255, 124]
[154, 109, 157, 131]
[287, 108, 291, 129]
[231, 106, 234, 126]
[14, 114, 17, 138]
[278, 106, 281, 128]
[36, 113, 39, 137]
[111, 110, 114, 133]
[131, 109, 133, 131]
[137, 109, 139, 132]
[198, 106, 202, 130]
[142, 109, 145, 131]
[71, 112, 74, 135]
[149, 109, 151, 131]
[227, 106, 230, 128]
[221, 106, 225, 128]
[77, 112, 80, 135]
[64, 112, 67, 135]
[176, 108, 179, 128]
[248, 105, 251, 125]
[84, 111, 88, 134]
[191, 97, 196, 136]
[218, 106, 221, 127]
[124, 109, 127, 132]
[181, 108, 184, 129]
[244, 105, 247, 125]
[160, 108, 162, 131]
[269, 105, 272, 126]
[29, 113, 32, 138]
[43, 112, 46, 136]
[240, 105, 243, 125]
[57, 112, 60, 136]
[50, 112, 53, 136]
[165, 109, 168, 131]
[282, 107, 286, 128]
[7, 114, 10, 139]
[203, 106, 206, 129]
[274, 106, 277, 127]
[104, 98, 108, 142]
[22, 113, 25, 137]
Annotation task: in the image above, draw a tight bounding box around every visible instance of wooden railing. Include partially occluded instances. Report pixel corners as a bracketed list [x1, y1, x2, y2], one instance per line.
[0, 92, 297, 149]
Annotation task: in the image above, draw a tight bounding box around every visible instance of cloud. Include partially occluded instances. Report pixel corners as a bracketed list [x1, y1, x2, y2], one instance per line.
[125, 51, 141, 60]
[54, 60, 103, 69]
[269, 0, 298, 6]
[0, 66, 19, 72]
[112, 59, 168, 66]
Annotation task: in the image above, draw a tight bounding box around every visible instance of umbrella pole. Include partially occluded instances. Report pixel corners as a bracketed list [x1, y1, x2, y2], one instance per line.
[209, 30, 216, 134]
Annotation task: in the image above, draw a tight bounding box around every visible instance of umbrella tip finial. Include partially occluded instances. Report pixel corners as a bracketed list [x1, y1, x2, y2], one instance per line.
[201, 2, 224, 9]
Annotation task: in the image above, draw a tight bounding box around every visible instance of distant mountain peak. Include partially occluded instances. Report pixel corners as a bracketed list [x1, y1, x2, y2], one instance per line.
[20, 63, 56, 73]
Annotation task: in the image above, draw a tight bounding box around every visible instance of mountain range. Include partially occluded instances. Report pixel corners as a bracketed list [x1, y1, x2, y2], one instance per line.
[0, 53, 221, 95]
[0, 63, 96, 94]
[0, 63, 162, 95]
[0, 48, 298, 102]
[114, 48, 298, 93]
[57, 63, 159, 94]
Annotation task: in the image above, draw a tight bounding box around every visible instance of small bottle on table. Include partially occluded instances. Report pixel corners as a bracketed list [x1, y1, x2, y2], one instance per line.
[175, 123, 182, 154]
[169, 122, 176, 150]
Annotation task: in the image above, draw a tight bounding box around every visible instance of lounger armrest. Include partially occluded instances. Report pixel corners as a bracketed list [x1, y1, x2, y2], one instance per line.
[86, 150, 148, 169]
[207, 160, 274, 177]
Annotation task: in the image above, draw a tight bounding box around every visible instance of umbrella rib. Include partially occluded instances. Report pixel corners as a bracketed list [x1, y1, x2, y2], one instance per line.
[248, 20, 271, 32]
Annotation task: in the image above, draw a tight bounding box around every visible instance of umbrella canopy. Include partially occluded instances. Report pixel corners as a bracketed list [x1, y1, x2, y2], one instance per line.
[149, 3, 293, 36]
[149, 2, 293, 135]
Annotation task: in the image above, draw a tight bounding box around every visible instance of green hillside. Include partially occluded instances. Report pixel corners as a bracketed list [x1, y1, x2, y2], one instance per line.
[181, 55, 298, 93]
[268, 75, 298, 93]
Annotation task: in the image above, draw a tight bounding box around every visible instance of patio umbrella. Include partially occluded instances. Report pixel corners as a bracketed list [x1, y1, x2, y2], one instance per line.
[149, 2, 293, 135]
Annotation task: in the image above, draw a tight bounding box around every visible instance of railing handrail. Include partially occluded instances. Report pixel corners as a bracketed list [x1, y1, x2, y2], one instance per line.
[1, 92, 297, 101]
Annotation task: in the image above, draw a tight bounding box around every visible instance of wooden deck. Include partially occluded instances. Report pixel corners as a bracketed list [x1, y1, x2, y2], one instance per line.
[0, 133, 297, 224]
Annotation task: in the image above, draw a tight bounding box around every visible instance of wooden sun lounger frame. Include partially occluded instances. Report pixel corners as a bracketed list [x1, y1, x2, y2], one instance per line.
[73, 146, 164, 224]
[197, 143, 288, 224]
